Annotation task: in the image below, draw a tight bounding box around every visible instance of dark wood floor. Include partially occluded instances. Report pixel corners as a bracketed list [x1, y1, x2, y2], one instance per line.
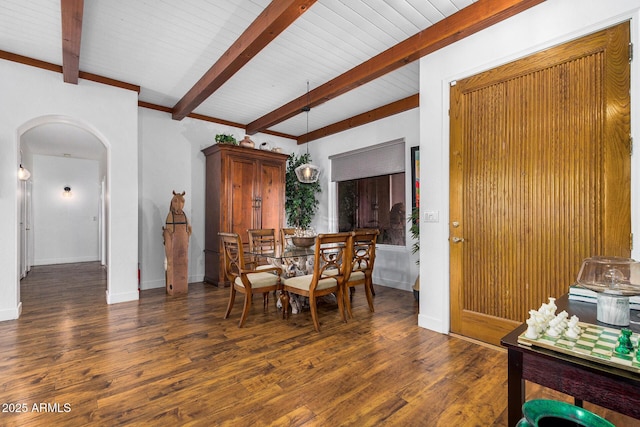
[0, 262, 634, 426]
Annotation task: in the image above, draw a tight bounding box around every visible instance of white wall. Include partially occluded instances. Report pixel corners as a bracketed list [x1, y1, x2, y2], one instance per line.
[138, 106, 419, 292]
[309, 108, 421, 291]
[138, 107, 299, 290]
[32, 155, 100, 265]
[0, 60, 139, 321]
[418, 0, 640, 334]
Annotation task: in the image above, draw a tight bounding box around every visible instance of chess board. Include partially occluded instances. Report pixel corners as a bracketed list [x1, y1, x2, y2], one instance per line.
[518, 322, 640, 374]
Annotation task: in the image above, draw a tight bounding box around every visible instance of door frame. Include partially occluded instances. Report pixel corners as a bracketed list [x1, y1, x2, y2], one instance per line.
[16, 115, 109, 305]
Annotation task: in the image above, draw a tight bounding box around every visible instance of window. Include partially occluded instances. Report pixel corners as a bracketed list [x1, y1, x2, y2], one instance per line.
[330, 139, 407, 246]
[337, 174, 405, 245]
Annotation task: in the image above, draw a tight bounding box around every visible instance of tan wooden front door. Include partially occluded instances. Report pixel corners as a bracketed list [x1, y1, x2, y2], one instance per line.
[449, 22, 631, 345]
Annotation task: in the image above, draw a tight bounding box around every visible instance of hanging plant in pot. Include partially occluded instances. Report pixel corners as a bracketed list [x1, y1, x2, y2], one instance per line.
[285, 152, 321, 247]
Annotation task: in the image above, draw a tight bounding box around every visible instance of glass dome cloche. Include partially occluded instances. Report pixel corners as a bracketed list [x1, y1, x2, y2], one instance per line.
[575, 256, 640, 326]
[575, 256, 640, 295]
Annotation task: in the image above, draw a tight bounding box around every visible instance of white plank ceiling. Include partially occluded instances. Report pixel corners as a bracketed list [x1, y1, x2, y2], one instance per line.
[1, 0, 482, 142]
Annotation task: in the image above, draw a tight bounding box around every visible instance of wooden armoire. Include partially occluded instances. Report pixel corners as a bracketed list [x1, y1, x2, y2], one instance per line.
[202, 144, 289, 286]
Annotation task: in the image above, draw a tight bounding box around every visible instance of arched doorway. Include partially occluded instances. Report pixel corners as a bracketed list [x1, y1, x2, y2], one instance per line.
[17, 116, 109, 303]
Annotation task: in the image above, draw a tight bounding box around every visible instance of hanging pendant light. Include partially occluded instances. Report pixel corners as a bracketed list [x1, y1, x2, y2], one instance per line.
[295, 81, 320, 183]
[18, 164, 31, 181]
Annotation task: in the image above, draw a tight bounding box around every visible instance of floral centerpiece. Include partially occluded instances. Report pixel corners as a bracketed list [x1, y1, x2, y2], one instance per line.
[292, 227, 317, 248]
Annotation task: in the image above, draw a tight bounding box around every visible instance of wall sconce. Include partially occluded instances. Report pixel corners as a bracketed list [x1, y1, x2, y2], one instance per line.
[63, 186, 72, 198]
[18, 164, 31, 181]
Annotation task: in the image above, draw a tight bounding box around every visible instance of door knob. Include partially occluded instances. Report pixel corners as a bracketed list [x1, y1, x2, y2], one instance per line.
[451, 237, 465, 243]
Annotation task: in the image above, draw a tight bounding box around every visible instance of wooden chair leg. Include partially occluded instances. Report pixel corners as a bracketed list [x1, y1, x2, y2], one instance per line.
[337, 288, 346, 323]
[345, 286, 354, 319]
[263, 292, 269, 310]
[238, 292, 252, 327]
[224, 286, 236, 319]
[363, 276, 375, 312]
[364, 283, 375, 312]
[309, 295, 321, 332]
[280, 292, 290, 320]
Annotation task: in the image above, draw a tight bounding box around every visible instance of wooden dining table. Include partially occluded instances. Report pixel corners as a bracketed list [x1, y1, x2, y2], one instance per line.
[246, 245, 316, 278]
[245, 242, 352, 319]
[244, 245, 316, 318]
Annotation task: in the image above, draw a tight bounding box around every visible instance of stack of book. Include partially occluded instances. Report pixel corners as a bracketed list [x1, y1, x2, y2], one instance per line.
[569, 285, 640, 311]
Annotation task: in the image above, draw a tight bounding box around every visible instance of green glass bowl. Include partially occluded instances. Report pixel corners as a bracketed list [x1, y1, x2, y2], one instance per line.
[516, 399, 615, 427]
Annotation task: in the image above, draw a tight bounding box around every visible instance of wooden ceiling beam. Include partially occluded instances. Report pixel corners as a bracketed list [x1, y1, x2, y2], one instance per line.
[139, 101, 296, 140]
[61, 0, 84, 84]
[171, 0, 316, 121]
[246, 0, 545, 135]
[0, 50, 61, 73]
[297, 94, 419, 144]
[0, 50, 140, 93]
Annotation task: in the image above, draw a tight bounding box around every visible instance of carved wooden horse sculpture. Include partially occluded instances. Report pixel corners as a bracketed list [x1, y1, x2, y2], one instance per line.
[163, 191, 192, 295]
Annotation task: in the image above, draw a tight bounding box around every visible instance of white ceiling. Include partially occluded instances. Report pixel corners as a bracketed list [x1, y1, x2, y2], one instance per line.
[2, 0, 483, 157]
[21, 123, 105, 160]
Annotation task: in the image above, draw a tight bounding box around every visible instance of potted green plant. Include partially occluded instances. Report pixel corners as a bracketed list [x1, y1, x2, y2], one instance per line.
[215, 133, 237, 145]
[409, 207, 420, 300]
[285, 153, 321, 245]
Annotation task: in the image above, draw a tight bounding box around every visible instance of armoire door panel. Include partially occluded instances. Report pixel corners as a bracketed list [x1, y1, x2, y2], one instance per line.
[229, 156, 257, 242]
[260, 162, 284, 231]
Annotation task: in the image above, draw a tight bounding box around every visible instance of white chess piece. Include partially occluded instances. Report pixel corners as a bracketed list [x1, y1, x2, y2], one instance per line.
[565, 326, 579, 339]
[565, 315, 581, 339]
[525, 316, 539, 339]
[568, 314, 580, 327]
[546, 317, 561, 337]
[538, 302, 549, 317]
[547, 310, 569, 337]
[538, 299, 557, 327]
[533, 310, 546, 331]
[556, 310, 569, 329]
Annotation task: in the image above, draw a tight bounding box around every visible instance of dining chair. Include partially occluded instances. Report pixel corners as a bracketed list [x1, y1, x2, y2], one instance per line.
[280, 227, 297, 251]
[281, 232, 353, 332]
[353, 228, 380, 296]
[344, 229, 379, 319]
[247, 228, 277, 270]
[219, 232, 281, 327]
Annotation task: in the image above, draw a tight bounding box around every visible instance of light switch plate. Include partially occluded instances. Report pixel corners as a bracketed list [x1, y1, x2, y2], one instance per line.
[424, 210, 439, 223]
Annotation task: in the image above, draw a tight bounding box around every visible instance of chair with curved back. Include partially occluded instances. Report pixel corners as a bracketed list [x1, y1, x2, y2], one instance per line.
[280, 227, 297, 251]
[281, 232, 353, 332]
[247, 228, 276, 270]
[219, 232, 281, 327]
[344, 229, 379, 318]
[353, 228, 380, 296]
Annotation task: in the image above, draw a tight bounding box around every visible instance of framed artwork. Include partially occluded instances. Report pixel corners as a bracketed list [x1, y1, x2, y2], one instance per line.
[411, 146, 420, 209]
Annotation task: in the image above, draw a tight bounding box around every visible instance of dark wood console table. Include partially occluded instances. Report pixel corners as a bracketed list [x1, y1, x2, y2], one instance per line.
[501, 294, 640, 426]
